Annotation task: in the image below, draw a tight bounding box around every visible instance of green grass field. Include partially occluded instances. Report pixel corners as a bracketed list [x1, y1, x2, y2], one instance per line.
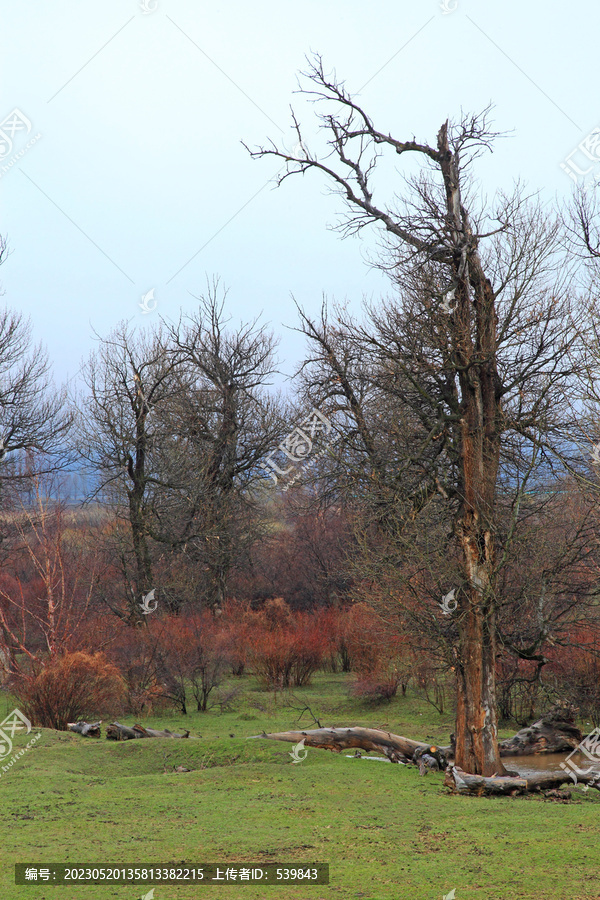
[1, 673, 599, 900]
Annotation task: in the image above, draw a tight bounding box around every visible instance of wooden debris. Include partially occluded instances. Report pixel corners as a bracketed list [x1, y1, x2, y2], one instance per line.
[67, 721, 102, 738]
[106, 722, 190, 741]
[499, 702, 582, 756]
[444, 765, 600, 796]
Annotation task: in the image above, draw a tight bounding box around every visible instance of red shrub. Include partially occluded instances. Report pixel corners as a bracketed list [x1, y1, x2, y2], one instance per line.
[12, 651, 126, 730]
[290, 614, 330, 687]
[249, 627, 296, 689]
[339, 604, 405, 674]
[351, 672, 401, 703]
[104, 623, 166, 715]
[248, 603, 329, 689]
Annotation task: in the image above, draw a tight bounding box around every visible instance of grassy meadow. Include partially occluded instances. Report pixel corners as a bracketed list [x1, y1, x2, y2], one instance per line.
[0, 673, 599, 900]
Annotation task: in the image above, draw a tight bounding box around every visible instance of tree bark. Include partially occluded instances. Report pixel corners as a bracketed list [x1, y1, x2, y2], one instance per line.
[454, 596, 505, 775]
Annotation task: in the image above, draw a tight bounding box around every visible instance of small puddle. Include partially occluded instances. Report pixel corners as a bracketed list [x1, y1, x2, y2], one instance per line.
[345, 751, 595, 780]
[345, 755, 391, 763]
[501, 752, 588, 779]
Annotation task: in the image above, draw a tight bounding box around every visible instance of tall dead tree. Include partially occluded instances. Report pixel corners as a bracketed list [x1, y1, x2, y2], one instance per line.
[247, 56, 587, 775]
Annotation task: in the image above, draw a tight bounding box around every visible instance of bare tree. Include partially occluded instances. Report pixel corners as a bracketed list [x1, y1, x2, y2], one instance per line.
[77, 322, 182, 621]
[0, 308, 73, 497]
[563, 183, 600, 263]
[0, 475, 96, 675]
[248, 56, 589, 775]
[0, 239, 72, 488]
[162, 285, 285, 611]
[78, 294, 286, 618]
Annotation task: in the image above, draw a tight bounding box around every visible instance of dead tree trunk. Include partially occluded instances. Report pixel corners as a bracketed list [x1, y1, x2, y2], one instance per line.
[249, 69, 587, 780]
[444, 765, 600, 796]
[67, 721, 102, 737]
[106, 722, 190, 740]
[254, 712, 585, 770]
[436, 120, 507, 778]
[499, 703, 582, 756]
[251, 727, 436, 761]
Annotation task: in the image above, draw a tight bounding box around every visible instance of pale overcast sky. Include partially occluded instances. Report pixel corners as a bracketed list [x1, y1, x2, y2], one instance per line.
[1, 0, 598, 391]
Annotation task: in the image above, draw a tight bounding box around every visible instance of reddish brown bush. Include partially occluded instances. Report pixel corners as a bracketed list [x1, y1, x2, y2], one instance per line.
[185, 614, 229, 712]
[338, 604, 407, 674]
[12, 651, 126, 730]
[219, 600, 255, 676]
[290, 614, 330, 687]
[351, 671, 401, 703]
[103, 623, 166, 715]
[248, 605, 329, 689]
[337, 604, 383, 673]
[249, 627, 296, 689]
[107, 615, 229, 715]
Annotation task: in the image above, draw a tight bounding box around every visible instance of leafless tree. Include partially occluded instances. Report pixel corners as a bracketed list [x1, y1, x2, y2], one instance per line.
[0, 240, 72, 491]
[0, 307, 73, 499]
[76, 321, 182, 621]
[162, 285, 286, 611]
[248, 56, 591, 775]
[0, 474, 97, 676]
[563, 183, 600, 263]
[78, 293, 286, 619]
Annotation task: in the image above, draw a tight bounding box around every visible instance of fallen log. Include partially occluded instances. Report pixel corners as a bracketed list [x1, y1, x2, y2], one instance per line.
[106, 721, 190, 741]
[67, 721, 102, 738]
[249, 727, 435, 762]
[499, 702, 582, 756]
[444, 765, 600, 796]
[106, 722, 142, 740]
[139, 725, 190, 739]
